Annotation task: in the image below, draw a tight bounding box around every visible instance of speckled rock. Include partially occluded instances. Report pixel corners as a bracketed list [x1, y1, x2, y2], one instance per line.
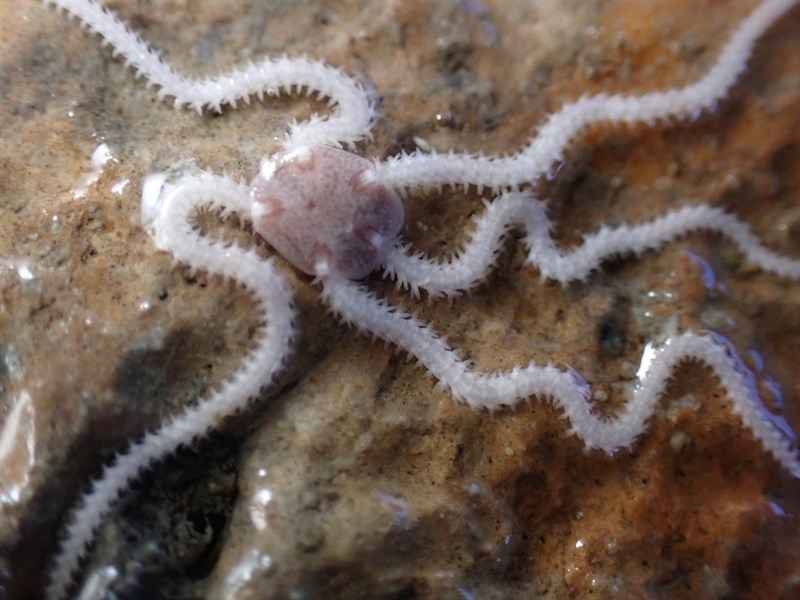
[1, 1, 798, 599]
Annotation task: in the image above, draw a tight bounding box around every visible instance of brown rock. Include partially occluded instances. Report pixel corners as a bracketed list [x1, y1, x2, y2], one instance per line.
[1, 1, 798, 599]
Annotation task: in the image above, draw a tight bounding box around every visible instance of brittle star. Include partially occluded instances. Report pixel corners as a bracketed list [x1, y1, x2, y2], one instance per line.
[42, 0, 800, 598]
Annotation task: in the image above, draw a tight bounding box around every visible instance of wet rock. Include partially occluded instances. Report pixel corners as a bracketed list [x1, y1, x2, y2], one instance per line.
[1, 1, 798, 599]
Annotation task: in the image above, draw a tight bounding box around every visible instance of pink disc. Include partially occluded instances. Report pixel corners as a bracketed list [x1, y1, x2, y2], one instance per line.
[250, 145, 404, 280]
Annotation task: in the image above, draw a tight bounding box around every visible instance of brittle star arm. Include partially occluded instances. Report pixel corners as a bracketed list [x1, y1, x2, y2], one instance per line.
[381, 191, 800, 297]
[320, 275, 800, 476]
[43, 0, 376, 149]
[45, 174, 297, 600]
[374, 0, 798, 192]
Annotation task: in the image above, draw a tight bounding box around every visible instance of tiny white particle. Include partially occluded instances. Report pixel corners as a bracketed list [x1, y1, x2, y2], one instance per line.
[141, 173, 168, 227]
[16, 263, 34, 281]
[111, 179, 129, 195]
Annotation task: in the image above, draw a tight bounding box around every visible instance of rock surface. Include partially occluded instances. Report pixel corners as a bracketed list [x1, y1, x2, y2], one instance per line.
[1, 1, 799, 599]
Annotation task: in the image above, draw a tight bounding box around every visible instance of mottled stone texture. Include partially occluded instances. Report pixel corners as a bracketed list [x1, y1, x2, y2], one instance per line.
[1, 1, 799, 599]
